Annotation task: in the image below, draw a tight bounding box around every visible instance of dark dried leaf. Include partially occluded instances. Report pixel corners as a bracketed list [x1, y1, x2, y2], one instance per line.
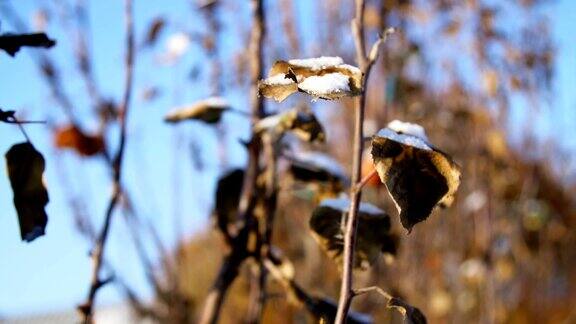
[387, 297, 427, 324]
[371, 121, 461, 232]
[309, 198, 397, 269]
[164, 97, 230, 124]
[288, 151, 349, 188]
[5, 142, 49, 242]
[0, 32, 56, 56]
[144, 17, 165, 47]
[214, 169, 244, 231]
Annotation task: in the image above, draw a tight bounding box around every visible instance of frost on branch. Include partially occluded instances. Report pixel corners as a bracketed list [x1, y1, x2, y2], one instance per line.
[164, 97, 230, 124]
[258, 56, 362, 102]
[371, 120, 461, 232]
[254, 108, 325, 143]
[309, 198, 397, 269]
[5, 142, 49, 242]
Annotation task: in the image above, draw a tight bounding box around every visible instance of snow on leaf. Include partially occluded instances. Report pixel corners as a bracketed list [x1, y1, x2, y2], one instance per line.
[5, 142, 49, 242]
[371, 120, 461, 232]
[259, 56, 362, 102]
[309, 198, 397, 269]
[164, 97, 230, 124]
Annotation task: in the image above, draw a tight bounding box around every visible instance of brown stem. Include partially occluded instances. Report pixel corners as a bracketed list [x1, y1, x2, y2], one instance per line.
[198, 1, 266, 323]
[79, 0, 134, 322]
[335, 0, 379, 322]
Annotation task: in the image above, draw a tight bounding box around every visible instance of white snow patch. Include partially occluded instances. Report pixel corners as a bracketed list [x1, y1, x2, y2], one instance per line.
[387, 120, 429, 140]
[339, 64, 362, 75]
[262, 73, 296, 86]
[321, 198, 385, 216]
[377, 128, 432, 151]
[288, 56, 344, 70]
[166, 32, 191, 57]
[298, 73, 350, 96]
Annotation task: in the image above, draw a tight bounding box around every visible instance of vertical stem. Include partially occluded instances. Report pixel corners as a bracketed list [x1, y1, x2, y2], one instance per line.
[198, 1, 266, 323]
[335, 1, 369, 323]
[79, 0, 134, 322]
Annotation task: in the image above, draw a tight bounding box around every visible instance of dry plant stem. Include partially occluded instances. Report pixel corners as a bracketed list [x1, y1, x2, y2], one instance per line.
[352, 286, 393, 301]
[199, 1, 265, 323]
[80, 0, 134, 322]
[335, 0, 378, 322]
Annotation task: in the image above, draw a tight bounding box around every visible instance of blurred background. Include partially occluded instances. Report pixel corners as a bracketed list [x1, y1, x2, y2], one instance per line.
[0, 0, 575, 323]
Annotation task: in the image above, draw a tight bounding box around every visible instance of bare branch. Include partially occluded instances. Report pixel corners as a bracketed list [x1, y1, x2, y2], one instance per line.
[79, 0, 135, 322]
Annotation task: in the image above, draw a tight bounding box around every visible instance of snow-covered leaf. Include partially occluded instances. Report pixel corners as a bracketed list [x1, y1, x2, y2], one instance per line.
[254, 108, 325, 143]
[165, 97, 230, 124]
[259, 56, 362, 102]
[309, 198, 397, 269]
[5, 142, 49, 242]
[371, 120, 461, 232]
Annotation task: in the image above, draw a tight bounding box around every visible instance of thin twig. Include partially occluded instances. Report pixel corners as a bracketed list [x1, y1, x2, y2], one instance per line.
[198, 1, 266, 323]
[79, 0, 134, 322]
[354, 169, 378, 193]
[352, 286, 393, 300]
[335, 2, 393, 323]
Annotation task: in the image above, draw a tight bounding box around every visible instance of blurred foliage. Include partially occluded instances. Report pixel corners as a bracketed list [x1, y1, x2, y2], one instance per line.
[2, 0, 574, 323]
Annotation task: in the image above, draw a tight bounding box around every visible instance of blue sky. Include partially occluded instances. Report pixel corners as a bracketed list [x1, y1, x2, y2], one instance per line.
[0, 0, 575, 318]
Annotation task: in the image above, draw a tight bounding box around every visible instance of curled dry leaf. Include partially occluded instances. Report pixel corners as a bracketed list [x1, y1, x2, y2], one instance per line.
[213, 169, 244, 232]
[387, 297, 428, 324]
[254, 108, 325, 143]
[143, 17, 165, 47]
[0, 32, 56, 57]
[287, 151, 349, 189]
[309, 198, 397, 269]
[5, 142, 49, 242]
[259, 56, 362, 102]
[54, 125, 105, 156]
[371, 120, 461, 232]
[164, 97, 230, 124]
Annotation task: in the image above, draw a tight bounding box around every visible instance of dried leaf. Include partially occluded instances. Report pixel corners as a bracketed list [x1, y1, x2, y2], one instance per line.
[164, 97, 230, 124]
[254, 108, 325, 143]
[5, 142, 49, 242]
[143, 17, 165, 47]
[387, 297, 427, 324]
[213, 169, 244, 231]
[54, 125, 104, 156]
[288, 151, 349, 188]
[259, 56, 362, 102]
[0, 32, 56, 57]
[309, 198, 397, 269]
[371, 120, 461, 232]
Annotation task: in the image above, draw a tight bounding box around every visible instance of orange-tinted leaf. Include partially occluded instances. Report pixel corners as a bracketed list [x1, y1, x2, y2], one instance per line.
[54, 125, 104, 156]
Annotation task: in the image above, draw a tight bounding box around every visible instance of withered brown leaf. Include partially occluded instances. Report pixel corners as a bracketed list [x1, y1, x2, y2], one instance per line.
[259, 56, 362, 102]
[309, 198, 397, 269]
[54, 125, 104, 156]
[254, 108, 325, 143]
[387, 297, 427, 324]
[371, 120, 461, 232]
[164, 97, 230, 124]
[5, 142, 49, 242]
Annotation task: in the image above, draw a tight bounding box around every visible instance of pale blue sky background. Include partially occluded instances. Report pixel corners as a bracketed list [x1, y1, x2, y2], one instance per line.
[0, 0, 574, 319]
